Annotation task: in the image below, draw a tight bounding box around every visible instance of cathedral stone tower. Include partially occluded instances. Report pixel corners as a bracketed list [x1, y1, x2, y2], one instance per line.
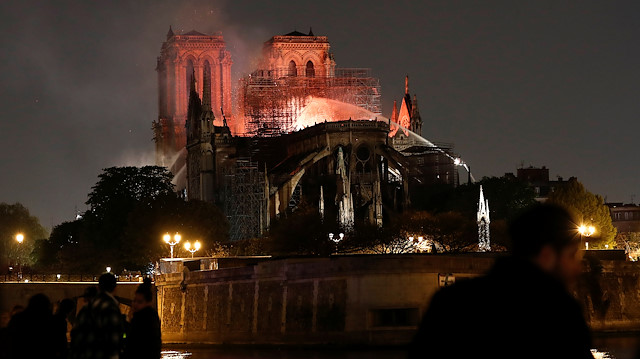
[258, 29, 336, 79]
[154, 27, 232, 191]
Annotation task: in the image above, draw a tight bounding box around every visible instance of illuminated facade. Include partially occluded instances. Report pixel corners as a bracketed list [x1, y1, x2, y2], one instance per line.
[238, 30, 381, 137]
[160, 28, 462, 239]
[153, 27, 232, 190]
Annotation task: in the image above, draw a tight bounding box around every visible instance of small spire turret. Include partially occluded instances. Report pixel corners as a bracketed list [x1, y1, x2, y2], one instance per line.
[405, 75, 409, 95]
[411, 94, 422, 135]
[391, 100, 398, 123]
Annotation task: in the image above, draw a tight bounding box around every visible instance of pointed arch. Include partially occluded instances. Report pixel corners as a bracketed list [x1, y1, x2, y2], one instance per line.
[185, 59, 195, 95]
[203, 60, 212, 105]
[288, 60, 297, 76]
[306, 61, 315, 77]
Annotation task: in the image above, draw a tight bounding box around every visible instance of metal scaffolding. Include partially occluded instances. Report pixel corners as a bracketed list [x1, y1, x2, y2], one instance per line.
[240, 68, 381, 137]
[224, 158, 266, 241]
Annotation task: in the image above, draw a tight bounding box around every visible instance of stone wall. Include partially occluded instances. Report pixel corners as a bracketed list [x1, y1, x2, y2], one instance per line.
[578, 258, 640, 332]
[155, 254, 495, 345]
[5, 254, 640, 345]
[156, 254, 640, 345]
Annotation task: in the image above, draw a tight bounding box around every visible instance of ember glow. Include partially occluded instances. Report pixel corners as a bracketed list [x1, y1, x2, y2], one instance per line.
[290, 96, 475, 182]
[293, 96, 388, 130]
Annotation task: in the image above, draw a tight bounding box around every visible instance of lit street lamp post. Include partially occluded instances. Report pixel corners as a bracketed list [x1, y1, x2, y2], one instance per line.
[184, 240, 201, 258]
[578, 224, 595, 250]
[15, 233, 24, 277]
[328, 233, 344, 254]
[163, 232, 182, 258]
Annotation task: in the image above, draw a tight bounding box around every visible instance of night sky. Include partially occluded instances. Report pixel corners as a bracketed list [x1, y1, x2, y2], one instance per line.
[1, 0, 639, 229]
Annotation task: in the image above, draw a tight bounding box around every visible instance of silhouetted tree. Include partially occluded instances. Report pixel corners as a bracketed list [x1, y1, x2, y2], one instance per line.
[37, 166, 229, 272]
[341, 211, 479, 254]
[86, 166, 175, 219]
[546, 178, 616, 248]
[0, 202, 48, 269]
[441, 177, 537, 220]
[33, 220, 86, 271]
[122, 195, 229, 268]
[399, 211, 477, 252]
[265, 202, 334, 256]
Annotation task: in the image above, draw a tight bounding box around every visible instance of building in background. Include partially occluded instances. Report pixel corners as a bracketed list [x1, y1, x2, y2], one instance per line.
[607, 203, 640, 233]
[506, 166, 574, 201]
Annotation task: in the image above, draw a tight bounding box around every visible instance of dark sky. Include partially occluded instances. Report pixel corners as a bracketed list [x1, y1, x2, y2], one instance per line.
[1, 0, 639, 229]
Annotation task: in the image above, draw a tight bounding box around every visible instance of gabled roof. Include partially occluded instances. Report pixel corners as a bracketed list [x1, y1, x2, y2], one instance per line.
[284, 30, 308, 36]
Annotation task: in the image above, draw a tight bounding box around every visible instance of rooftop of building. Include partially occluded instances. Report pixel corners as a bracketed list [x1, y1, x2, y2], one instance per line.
[607, 202, 640, 209]
[284, 28, 315, 36]
[165, 27, 224, 41]
[267, 28, 328, 44]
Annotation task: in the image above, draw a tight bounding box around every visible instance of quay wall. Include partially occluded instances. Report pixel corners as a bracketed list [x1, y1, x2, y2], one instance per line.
[156, 254, 640, 345]
[157, 254, 490, 345]
[3, 253, 638, 346]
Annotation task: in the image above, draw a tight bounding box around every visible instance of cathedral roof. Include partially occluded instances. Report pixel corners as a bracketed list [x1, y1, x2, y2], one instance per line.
[284, 30, 309, 36]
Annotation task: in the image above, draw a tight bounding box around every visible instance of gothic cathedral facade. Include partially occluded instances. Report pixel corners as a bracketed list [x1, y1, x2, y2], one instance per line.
[153, 27, 232, 191]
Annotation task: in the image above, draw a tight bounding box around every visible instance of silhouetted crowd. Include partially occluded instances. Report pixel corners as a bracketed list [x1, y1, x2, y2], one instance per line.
[0, 274, 160, 359]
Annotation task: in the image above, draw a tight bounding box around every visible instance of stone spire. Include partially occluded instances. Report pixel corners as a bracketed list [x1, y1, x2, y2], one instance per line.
[405, 75, 409, 95]
[411, 94, 422, 135]
[186, 70, 201, 136]
[335, 147, 354, 231]
[391, 100, 398, 124]
[477, 185, 491, 252]
[167, 25, 174, 39]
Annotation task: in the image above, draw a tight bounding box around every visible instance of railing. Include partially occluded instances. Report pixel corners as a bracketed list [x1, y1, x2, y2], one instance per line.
[0, 273, 147, 283]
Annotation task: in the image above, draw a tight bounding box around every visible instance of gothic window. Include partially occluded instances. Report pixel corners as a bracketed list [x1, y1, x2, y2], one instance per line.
[288, 60, 297, 76]
[203, 60, 211, 100]
[306, 61, 315, 77]
[186, 60, 195, 94]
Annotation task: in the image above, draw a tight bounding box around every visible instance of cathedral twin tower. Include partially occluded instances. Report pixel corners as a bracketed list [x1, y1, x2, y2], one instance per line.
[154, 27, 423, 192]
[153, 27, 232, 180]
[153, 27, 336, 189]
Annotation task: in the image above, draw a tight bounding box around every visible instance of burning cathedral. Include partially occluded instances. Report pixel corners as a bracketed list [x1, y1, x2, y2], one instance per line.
[153, 28, 462, 240]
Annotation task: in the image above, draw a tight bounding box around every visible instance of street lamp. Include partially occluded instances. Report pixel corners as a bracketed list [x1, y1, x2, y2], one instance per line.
[328, 233, 344, 254]
[15, 233, 24, 276]
[163, 232, 182, 258]
[184, 240, 201, 258]
[578, 224, 595, 250]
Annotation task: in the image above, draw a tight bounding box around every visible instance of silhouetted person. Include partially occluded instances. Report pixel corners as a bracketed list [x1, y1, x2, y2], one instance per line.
[52, 298, 76, 359]
[6, 293, 54, 359]
[408, 203, 593, 359]
[70, 286, 97, 358]
[123, 278, 161, 359]
[0, 305, 25, 359]
[70, 274, 123, 359]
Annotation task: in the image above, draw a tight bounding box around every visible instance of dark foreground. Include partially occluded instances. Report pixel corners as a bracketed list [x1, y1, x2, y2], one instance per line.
[161, 335, 640, 359]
